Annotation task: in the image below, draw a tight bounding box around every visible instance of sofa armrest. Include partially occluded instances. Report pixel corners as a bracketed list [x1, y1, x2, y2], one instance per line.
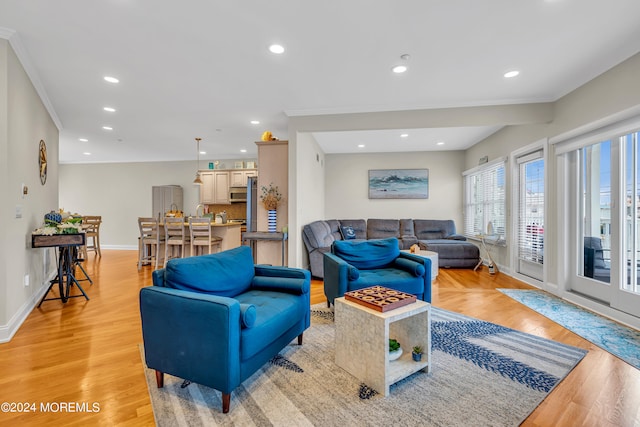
[323, 252, 351, 304]
[392, 257, 426, 277]
[400, 235, 419, 249]
[251, 266, 311, 295]
[139, 286, 242, 393]
[445, 234, 467, 241]
[398, 252, 432, 302]
[152, 269, 165, 287]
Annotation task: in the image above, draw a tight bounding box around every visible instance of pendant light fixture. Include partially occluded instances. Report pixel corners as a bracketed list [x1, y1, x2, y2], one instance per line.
[193, 137, 203, 185]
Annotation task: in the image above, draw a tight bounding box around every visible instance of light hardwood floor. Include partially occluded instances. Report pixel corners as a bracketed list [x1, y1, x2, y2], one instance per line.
[0, 250, 638, 426]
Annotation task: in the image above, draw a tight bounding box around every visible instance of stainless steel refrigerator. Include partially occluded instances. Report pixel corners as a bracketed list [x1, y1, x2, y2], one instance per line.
[246, 176, 258, 232]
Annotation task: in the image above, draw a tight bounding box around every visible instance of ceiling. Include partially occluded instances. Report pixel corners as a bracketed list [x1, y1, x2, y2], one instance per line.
[1, 1, 639, 164]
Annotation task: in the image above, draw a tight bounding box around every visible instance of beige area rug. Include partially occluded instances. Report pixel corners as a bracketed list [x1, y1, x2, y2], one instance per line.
[141, 305, 587, 427]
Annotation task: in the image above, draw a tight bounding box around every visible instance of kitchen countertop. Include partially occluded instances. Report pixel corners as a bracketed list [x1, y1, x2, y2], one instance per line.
[159, 220, 242, 227]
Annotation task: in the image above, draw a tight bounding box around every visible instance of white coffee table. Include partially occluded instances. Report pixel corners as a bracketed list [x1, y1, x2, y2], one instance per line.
[401, 249, 438, 278]
[334, 297, 431, 396]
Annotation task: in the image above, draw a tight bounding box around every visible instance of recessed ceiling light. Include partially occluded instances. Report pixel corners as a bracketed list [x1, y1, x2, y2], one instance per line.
[504, 70, 520, 78]
[102, 126, 113, 131]
[240, 149, 247, 153]
[104, 76, 119, 83]
[83, 152, 91, 156]
[199, 151, 206, 155]
[358, 144, 365, 148]
[78, 138, 88, 142]
[392, 65, 407, 74]
[250, 120, 260, 125]
[437, 141, 445, 146]
[103, 107, 116, 112]
[400, 133, 409, 138]
[269, 44, 285, 54]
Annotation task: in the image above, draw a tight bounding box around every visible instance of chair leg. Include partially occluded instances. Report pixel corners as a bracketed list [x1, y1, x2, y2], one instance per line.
[222, 393, 230, 414]
[298, 333, 303, 345]
[96, 234, 101, 257]
[155, 370, 164, 388]
[327, 300, 331, 308]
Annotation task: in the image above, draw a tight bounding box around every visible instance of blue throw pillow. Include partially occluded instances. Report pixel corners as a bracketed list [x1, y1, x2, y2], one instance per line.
[340, 225, 357, 240]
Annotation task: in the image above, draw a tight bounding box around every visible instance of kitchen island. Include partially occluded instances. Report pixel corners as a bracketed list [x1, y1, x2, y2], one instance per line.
[210, 222, 243, 251]
[159, 221, 243, 252]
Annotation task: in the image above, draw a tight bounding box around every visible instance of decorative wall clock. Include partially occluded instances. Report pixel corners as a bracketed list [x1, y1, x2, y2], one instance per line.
[39, 139, 47, 185]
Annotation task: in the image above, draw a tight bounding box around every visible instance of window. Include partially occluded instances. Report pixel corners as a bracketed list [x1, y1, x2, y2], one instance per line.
[463, 158, 506, 240]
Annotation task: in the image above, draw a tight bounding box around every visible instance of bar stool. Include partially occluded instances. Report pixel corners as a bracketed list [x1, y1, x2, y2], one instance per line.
[164, 217, 189, 267]
[189, 217, 222, 256]
[82, 215, 102, 257]
[138, 217, 163, 270]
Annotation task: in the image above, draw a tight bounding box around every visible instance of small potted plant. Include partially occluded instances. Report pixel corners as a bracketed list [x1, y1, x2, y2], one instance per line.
[389, 338, 402, 361]
[412, 345, 423, 362]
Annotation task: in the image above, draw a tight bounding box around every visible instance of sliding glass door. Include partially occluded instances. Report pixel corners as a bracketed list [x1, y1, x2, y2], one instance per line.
[618, 131, 640, 313]
[569, 131, 640, 316]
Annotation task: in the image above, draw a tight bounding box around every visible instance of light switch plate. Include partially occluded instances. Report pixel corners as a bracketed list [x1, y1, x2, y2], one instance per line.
[15, 205, 22, 218]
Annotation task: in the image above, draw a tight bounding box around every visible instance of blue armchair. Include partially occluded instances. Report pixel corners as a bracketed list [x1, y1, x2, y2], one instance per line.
[139, 245, 311, 414]
[323, 237, 431, 306]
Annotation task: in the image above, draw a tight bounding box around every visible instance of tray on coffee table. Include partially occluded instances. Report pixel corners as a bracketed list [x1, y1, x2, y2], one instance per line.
[344, 285, 416, 312]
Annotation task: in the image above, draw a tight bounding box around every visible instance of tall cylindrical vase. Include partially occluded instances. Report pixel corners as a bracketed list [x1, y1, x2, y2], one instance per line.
[268, 209, 277, 232]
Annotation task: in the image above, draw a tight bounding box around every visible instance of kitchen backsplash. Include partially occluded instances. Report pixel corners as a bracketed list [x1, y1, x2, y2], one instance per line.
[207, 203, 246, 219]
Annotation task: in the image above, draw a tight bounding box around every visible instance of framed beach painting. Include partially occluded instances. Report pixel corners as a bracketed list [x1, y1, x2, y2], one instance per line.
[368, 169, 429, 199]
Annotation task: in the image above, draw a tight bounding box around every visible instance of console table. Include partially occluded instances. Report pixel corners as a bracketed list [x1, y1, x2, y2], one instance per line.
[32, 233, 90, 306]
[241, 231, 288, 266]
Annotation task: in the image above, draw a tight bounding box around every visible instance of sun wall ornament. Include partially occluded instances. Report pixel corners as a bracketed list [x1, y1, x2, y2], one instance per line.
[39, 139, 47, 185]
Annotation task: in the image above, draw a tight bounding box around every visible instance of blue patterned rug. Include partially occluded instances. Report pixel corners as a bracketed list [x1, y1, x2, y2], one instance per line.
[143, 305, 587, 426]
[499, 289, 640, 370]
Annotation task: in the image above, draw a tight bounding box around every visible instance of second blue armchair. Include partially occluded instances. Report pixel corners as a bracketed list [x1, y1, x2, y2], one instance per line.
[323, 237, 431, 306]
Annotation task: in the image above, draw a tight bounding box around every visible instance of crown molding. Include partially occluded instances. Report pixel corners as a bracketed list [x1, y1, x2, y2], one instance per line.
[0, 26, 62, 130]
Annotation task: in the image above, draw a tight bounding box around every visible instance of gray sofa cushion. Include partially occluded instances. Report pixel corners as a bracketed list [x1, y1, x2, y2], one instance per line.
[337, 219, 367, 239]
[367, 218, 400, 240]
[302, 220, 335, 250]
[423, 239, 479, 258]
[413, 219, 457, 240]
[327, 219, 343, 242]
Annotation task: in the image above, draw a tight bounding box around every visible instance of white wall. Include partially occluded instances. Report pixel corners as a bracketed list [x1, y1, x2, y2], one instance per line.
[292, 132, 326, 270]
[325, 151, 465, 226]
[1, 40, 59, 341]
[59, 159, 255, 249]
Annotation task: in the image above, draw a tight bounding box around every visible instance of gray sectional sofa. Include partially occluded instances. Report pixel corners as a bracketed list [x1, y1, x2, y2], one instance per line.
[302, 218, 480, 278]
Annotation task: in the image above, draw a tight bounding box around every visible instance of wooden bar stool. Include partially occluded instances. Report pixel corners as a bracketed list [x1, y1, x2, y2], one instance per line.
[189, 217, 222, 256]
[82, 215, 102, 257]
[164, 217, 189, 267]
[138, 217, 163, 270]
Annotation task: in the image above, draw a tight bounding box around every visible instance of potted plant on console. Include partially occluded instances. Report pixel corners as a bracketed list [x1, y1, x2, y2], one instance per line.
[260, 183, 282, 233]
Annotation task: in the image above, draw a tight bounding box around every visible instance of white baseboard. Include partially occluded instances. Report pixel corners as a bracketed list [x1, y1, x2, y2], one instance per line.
[0, 273, 54, 343]
[102, 245, 138, 251]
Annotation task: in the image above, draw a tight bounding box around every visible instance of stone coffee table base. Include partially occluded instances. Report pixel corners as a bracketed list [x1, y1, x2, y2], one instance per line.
[334, 297, 431, 396]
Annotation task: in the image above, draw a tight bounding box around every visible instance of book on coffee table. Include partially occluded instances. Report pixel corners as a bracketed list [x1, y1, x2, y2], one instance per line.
[344, 285, 416, 312]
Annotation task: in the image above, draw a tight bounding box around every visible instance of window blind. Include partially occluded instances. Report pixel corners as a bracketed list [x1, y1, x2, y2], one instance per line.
[463, 158, 506, 239]
[516, 151, 544, 265]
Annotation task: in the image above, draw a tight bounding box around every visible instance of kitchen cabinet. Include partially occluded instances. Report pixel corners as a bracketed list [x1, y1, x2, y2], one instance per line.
[152, 185, 183, 219]
[230, 169, 258, 187]
[200, 171, 230, 204]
